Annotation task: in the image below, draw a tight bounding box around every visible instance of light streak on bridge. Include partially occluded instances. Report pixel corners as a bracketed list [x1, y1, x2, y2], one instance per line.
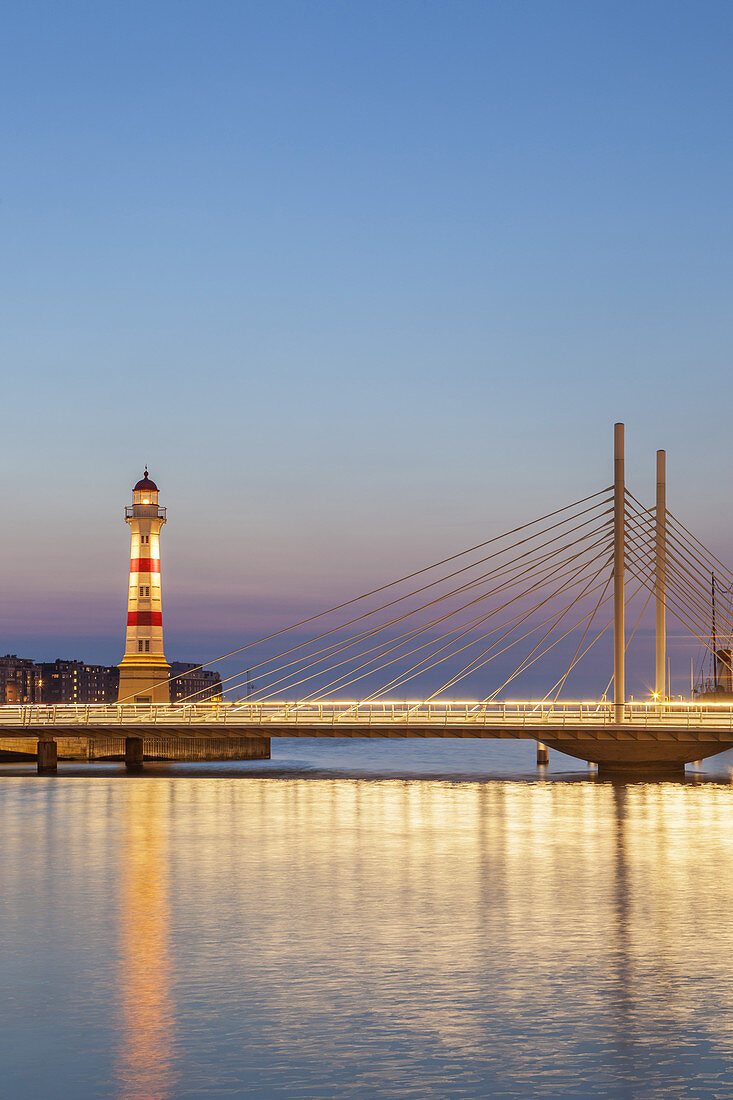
[5, 699, 733, 736]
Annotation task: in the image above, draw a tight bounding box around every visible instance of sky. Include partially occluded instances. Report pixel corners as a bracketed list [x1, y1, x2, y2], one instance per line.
[1, 1, 732, 696]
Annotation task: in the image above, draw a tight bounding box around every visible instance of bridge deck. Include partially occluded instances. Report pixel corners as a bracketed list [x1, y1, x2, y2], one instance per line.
[2, 701, 733, 744]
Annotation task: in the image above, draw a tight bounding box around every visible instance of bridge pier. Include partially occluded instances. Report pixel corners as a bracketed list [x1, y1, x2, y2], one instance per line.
[542, 735, 729, 779]
[37, 737, 57, 774]
[125, 736, 144, 769]
[597, 761, 685, 781]
[537, 742, 549, 766]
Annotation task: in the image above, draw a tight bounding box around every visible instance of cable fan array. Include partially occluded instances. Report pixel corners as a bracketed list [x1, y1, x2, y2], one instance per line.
[154, 482, 733, 708]
[625, 491, 733, 682]
[166, 488, 630, 705]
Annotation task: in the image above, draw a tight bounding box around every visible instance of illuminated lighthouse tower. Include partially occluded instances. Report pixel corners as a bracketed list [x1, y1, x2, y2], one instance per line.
[117, 470, 171, 703]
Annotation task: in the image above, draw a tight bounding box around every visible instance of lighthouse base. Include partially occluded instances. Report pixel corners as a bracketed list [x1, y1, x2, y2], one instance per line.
[118, 659, 171, 704]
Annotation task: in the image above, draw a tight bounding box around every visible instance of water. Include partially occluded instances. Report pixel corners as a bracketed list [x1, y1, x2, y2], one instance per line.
[3, 739, 733, 1098]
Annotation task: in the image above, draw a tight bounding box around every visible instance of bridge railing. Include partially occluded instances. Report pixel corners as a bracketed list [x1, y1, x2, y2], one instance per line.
[3, 699, 733, 730]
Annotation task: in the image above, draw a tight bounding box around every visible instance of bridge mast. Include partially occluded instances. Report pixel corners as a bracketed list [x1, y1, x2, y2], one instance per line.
[614, 423, 625, 723]
[655, 450, 667, 700]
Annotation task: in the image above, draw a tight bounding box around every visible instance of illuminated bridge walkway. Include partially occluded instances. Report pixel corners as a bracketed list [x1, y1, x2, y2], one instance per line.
[6, 425, 733, 776]
[5, 699, 733, 737]
[3, 701, 733, 774]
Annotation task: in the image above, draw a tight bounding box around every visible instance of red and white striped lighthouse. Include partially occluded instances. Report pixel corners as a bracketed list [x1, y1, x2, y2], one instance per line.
[117, 469, 171, 703]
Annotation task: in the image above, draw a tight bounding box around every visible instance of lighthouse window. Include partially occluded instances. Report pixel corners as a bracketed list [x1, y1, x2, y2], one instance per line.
[139, 586, 150, 598]
[137, 640, 150, 653]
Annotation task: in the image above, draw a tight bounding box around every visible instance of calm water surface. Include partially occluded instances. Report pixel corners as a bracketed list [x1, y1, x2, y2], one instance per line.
[2, 739, 733, 1098]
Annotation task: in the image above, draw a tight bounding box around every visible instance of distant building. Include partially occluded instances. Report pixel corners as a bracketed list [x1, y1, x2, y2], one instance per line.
[0, 655, 39, 704]
[37, 659, 120, 705]
[168, 662, 223, 704]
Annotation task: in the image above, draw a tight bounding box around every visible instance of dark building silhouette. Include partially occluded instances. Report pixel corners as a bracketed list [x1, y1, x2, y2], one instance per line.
[168, 662, 222, 703]
[0, 652, 220, 706]
[0, 655, 39, 704]
[36, 659, 119, 705]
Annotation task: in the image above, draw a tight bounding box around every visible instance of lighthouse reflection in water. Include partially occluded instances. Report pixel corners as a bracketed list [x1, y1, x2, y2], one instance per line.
[2, 742, 733, 1098]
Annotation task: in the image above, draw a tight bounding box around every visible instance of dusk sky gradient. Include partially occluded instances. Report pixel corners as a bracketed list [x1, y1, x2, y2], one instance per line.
[2, 1, 733, 695]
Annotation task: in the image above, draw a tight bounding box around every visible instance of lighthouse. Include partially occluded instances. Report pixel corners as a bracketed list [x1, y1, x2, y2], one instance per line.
[117, 470, 171, 703]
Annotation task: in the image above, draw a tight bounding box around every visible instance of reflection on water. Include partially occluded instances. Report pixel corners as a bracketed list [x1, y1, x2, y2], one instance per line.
[116, 787, 177, 1100]
[2, 758, 733, 1097]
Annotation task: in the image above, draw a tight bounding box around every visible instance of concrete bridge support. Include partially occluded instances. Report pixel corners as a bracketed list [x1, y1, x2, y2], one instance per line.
[537, 742, 549, 766]
[542, 735, 732, 779]
[125, 736, 144, 769]
[37, 737, 57, 774]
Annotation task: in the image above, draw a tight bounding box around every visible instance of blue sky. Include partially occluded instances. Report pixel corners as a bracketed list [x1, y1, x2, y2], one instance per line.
[1, 1, 732, 695]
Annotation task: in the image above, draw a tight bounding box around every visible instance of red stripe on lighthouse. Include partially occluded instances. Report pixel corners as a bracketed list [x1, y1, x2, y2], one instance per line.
[129, 558, 161, 572]
[128, 611, 163, 626]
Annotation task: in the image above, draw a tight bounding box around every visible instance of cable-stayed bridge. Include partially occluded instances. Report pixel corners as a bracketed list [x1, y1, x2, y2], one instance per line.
[5, 424, 733, 776]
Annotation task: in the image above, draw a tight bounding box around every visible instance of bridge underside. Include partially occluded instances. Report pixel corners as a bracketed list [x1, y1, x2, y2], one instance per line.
[540, 737, 731, 771]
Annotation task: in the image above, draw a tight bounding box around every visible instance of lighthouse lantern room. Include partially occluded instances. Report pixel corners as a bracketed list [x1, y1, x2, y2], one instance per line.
[117, 469, 171, 703]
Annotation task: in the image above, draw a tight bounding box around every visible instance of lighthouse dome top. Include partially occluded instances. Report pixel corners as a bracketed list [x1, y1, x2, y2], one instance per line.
[134, 469, 158, 492]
